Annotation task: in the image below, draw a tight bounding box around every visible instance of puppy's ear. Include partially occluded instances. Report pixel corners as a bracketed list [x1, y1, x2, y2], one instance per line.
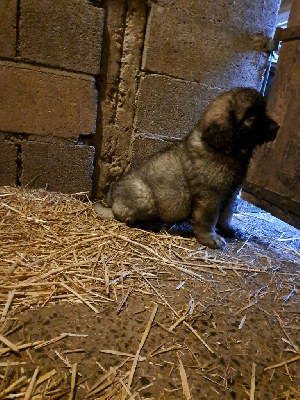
[200, 96, 236, 152]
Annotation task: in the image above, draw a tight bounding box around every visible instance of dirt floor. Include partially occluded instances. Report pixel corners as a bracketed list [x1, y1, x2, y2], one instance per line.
[0, 187, 299, 399]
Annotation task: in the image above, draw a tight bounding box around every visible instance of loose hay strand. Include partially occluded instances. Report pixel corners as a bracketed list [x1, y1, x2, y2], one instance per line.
[87, 360, 128, 397]
[250, 362, 256, 400]
[0, 376, 27, 398]
[264, 355, 300, 371]
[183, 321, 214, 354]
[34, 333, 69, 349]
[1, 289, 15, 322]
[35, 369, 57, 386]
[100, 350, 146, 361]
[60, 282, 99, 313]
[0, 340, 42, 356]
[151, 344, 183, 357]
[24, 366, 39, 400]
[235, 300, 258, 315]
[274, 311, 299, 353]
[0, 333, 20, 354]
[69, 363, 77, 400]
[178, 354, 192, 400]
[127, 303, 158, 388]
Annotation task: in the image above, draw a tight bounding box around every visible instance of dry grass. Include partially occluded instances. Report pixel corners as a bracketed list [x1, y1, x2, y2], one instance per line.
[0, 186, 299, 399]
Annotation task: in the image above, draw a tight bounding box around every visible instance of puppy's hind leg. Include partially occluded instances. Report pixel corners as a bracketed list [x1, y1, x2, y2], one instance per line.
[111, 176, 157, 225]
[93, 202, 115, 219]
[193, 195, 226, 250]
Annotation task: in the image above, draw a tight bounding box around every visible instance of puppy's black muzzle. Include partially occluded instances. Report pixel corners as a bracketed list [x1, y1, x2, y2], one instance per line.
[268, 119, 280, 141]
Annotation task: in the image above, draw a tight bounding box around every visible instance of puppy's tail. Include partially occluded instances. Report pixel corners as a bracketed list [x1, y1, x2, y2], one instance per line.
[93, 202, 115, 219]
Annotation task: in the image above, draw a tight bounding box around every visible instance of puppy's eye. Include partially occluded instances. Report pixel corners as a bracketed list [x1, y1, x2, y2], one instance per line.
[244, 116, 256, 126]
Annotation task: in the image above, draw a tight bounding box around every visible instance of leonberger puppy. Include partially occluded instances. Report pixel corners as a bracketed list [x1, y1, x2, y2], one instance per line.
[94, 88, 279, 249]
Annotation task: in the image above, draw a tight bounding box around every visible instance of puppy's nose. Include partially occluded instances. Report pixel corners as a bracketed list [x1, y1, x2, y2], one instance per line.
[270, 120, 280, 133]
[269, 120, 279, 139]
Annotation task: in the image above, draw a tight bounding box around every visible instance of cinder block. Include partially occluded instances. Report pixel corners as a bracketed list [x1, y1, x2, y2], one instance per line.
[0, 61, 97, 138]
[134, 74, 221, 139]
[142, 1, 279, 86]
[0, 0, 17, 58]
[131, 136, 173, 167]
[19, 0, 104, 74]
[152, 0, 279, 36]
[21, 141, 95, 195]
[0, 134, 17, 186]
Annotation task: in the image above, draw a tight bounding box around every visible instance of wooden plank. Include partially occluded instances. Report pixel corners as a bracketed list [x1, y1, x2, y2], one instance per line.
[274, 25, 300, 41]
[241, 191, 300, 229]
[242, 182, 300, 217]
[243, 1, 300, 227]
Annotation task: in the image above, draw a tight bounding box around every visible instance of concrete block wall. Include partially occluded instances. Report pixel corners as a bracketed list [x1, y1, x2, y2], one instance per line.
[0, 133, 17, 186]
[0, 0, 281, 197]
[0, 0, 104, 194]
[0, 0, 17, 58]
[0, 62, 97, 138]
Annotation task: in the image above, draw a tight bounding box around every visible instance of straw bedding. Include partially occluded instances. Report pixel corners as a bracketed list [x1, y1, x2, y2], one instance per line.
[0, 186, 299, 399]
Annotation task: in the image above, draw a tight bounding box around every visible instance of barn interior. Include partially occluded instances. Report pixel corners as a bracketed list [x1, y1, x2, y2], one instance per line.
[0, 0, 299, 399]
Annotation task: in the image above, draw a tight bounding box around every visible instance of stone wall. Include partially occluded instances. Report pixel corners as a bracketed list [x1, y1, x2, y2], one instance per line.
[0, 0, 281, 197]
[0, 0, 103, 194]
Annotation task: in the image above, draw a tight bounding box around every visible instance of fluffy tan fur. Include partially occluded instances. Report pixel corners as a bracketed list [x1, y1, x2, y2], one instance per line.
[94, 88, 279, 249]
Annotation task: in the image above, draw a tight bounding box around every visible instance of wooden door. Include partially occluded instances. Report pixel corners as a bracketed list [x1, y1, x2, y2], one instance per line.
[242, 0, 300, 229]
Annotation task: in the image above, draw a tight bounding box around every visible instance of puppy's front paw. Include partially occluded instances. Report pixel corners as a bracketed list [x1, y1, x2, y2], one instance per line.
[217, 225, 243, 239]
[195, 232, 226, 250]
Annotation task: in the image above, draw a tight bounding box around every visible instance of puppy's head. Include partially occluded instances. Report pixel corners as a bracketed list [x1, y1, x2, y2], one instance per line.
[200, 88, 279, 155]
